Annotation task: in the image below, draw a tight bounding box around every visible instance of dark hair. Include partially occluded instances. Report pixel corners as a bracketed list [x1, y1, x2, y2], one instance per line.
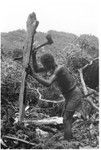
[41, 53, 55, 69]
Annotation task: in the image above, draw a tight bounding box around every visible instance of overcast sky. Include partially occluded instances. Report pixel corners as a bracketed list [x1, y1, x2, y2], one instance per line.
[0, 0, 99, 36]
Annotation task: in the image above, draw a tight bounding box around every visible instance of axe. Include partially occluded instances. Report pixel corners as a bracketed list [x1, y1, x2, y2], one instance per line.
[34, 34, 53, 51]
[14, 34, 53, 60]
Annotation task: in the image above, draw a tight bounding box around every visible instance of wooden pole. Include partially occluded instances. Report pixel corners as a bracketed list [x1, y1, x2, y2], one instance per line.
[19, 12, 39, 122]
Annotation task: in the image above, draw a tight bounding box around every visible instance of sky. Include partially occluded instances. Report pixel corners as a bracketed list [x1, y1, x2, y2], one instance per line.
[0, 0, 100, 36]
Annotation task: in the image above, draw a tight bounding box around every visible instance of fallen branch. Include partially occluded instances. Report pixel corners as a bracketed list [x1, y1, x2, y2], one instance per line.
[2, 135, 37, 147]
[23, 116, 63, 125]
[27, 85, 65, 103]
[81, 57, 98, 70]
[37, 97, 65, 103]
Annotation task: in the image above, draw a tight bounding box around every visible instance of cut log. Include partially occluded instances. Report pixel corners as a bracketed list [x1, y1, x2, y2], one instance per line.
[19, 12, 39, 122]
[23, 116, 63, 125]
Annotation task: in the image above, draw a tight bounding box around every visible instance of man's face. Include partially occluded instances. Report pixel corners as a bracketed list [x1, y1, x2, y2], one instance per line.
[42, 61, 55, 72]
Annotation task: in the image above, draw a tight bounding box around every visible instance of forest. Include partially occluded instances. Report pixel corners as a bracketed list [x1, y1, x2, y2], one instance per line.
[1, 12, 99, 149]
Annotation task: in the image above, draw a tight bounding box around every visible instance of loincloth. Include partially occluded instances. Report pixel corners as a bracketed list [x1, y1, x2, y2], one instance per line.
[65, 86, 83, 112]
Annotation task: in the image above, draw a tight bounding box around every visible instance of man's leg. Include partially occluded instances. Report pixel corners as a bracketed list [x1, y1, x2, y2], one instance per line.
[63, 111, 74, 140]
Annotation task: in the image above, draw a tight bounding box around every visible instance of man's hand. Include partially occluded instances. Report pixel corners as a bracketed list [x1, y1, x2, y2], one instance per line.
[25, 65, 32, 75]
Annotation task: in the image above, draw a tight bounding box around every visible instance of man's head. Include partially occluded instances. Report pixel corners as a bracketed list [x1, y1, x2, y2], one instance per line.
[41, 53, 56, 71]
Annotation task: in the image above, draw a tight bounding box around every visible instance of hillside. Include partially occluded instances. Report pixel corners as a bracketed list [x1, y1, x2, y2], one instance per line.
[1, 29, 99, 60]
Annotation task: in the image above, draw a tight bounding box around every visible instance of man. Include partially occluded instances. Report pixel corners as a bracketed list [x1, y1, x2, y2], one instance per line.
[27, 51, 83, 140]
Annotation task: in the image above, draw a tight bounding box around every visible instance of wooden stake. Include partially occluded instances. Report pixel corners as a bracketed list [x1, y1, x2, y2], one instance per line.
[19, 12, 39, 122]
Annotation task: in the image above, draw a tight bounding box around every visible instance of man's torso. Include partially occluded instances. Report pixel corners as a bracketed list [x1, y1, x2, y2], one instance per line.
[55, 66, 76, 97]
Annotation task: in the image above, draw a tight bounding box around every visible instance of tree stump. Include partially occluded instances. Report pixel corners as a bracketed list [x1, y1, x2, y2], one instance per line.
[19, 12, 39, 122]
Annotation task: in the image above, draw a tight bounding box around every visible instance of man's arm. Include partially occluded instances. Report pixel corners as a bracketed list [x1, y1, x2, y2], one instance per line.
[31, 51, 45, 73]
[31, 65, 62, 87]
[31, 72, 56, 87]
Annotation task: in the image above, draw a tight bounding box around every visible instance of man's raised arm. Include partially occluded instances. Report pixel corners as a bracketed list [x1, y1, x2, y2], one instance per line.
[31, 50, 45, 73]
[31, 71, 56, 87]
[30, 65, 62, 86]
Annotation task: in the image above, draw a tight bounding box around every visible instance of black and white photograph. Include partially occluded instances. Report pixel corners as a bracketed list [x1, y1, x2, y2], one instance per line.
[0, 0, 99, 149]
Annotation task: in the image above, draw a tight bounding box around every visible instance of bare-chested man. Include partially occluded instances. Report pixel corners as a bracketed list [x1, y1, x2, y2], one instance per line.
[27, 51, 83, 140]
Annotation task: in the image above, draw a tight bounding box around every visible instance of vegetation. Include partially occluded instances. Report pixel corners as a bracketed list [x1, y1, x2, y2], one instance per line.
[1, 29, 99, 149]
